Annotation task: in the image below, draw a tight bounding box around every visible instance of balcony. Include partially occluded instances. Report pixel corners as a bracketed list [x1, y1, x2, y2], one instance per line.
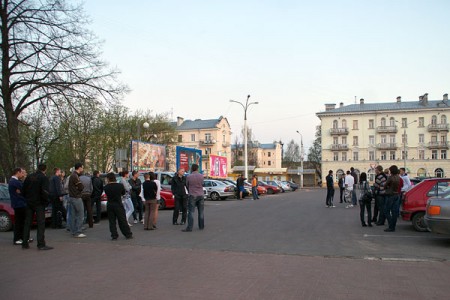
[427, 123, 449, 132]
[222, 142, 230, 147]
[199, 139, 216, 145]
[330, 144, 349, 151]
[376, 125, 398, 133]
[376, 143, 397, 150]
[428, 141, 449, 149]
[329, 128, 349, 135]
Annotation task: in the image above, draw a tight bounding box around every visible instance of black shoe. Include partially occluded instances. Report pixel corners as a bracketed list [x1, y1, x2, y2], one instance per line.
[173, 222, 179, 225]
[384, 228, 395, 232]
[126, 235, 133, 240]
[180, 222, 185, 225]
[376, 223, 384, 226]
[152, 226, 157, 229]
[38, 245, 54, 250]
[362, 223, 367, 227]
[371, 219, 377, 223]
[22, 244, 30, 249]
[111, 237, 118, 240]
[182, 229, 192, 232]
[368, 224, 373, 227]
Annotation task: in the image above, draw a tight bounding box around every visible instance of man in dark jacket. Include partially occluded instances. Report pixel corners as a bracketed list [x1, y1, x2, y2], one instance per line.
[22, 163, 52, 250]
[91, 170, 104, 224]
[129, 171, 143, 224]
[171, 168, 188, 225]
[49, 167, 65, 229]
[8, 167, 31, 245]
[325, 170, 335, 207]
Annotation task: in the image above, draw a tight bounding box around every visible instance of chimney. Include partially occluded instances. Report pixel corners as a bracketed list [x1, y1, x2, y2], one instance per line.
[360, 98, 364, 104]
[340, 102, 344, 108]
[177, 116, 184, 126]
[423, 93, 429, 106]
[444, 94, 448, 101]
[325, 103, 336, 111]
[396, 96, 401, 103]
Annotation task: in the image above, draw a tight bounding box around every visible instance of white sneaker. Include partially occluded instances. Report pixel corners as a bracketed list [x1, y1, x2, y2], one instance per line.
[331, 205, 336, 208]
[133, 220, 138, 224]
[140, 219, 144, 224]
[74, 233, 86, 238]
[128, 223, 133, 227]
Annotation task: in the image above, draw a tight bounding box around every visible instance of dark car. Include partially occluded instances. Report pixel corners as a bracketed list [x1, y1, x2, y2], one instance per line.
[0, 183, 52, 232]
[401, 178, 450, 232]
[257, 181, 281, 194]
[425, 195, 450, 235]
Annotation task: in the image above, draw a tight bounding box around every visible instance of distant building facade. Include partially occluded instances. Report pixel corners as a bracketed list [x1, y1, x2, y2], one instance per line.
[316, 93, 450, 184]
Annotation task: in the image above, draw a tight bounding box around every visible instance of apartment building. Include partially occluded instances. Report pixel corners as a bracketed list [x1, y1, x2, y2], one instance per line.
[316, 93, 450, 183]
[173, 116, 232, 174]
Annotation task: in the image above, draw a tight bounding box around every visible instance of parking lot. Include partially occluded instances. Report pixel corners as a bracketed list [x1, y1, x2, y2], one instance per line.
[1, 188, 449, 299]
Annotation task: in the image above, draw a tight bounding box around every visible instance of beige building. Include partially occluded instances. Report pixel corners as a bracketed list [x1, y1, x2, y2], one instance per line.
[172, 116, 232, 174]
[316, 93, 450, 183]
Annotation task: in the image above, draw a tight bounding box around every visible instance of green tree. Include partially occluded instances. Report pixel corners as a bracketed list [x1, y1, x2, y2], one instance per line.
[307, 125, 322, 179]
[283, 139, 300, 167]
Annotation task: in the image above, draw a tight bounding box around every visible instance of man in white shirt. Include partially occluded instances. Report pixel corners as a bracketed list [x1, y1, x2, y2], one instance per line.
[344, 170, 355, 208]
[399, 168, 411, 193]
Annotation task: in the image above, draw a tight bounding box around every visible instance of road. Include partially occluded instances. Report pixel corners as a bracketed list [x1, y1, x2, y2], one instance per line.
[1, 188, 449, 299]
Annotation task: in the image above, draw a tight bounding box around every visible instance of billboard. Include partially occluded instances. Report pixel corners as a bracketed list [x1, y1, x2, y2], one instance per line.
[130, 140, 166, 171]
[209, 155, 227, 178]
[176, 146, 202, 173]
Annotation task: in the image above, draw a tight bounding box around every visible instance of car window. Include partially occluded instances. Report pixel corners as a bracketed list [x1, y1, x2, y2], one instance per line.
[203, 181, 211, 187]
[0, 185, 10, 201]
[426, 181, 450, 197]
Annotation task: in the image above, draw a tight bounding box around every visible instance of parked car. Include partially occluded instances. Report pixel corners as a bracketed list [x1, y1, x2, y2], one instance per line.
[425, 195, 450, 235]
[284, 181, 299, 191]
[258, 181, 281, 194]
[203, 179, 235, 200]
[217, 178, 250, 198]
[401, 178, 450, 232]
[0, 183, 52, 232]
[266, 180, 291, 192]
[244, 181, 267, 195]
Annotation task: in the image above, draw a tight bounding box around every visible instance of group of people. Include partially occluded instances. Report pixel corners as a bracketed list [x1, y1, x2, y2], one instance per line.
[326, 165, 412, 232]
[8, 162, 207, 249]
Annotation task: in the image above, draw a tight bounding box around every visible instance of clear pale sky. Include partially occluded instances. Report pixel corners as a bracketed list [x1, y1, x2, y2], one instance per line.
[83, 0, 450, 152]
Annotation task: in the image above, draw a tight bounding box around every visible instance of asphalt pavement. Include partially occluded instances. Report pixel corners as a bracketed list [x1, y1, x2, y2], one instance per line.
[1, 188, 449, 299]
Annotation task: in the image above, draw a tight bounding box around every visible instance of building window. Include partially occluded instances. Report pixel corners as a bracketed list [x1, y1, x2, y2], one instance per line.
[353, 120, 358, 130]
[418, 117, 424, 127]
[401, 150, 407, 160]
[381, 135, 387, 143]
[441, 150, 447, 160]
[369, 151, 375, 160]
[431, 135, 437, 143]
[369, 119, 374, 129]
[333, 137, 338, 144]
[333, 152, 339, 161]
[369, 135, 375, 145]
[419, 134, 424, 143]
[381, 118, 386, 127]
[268, 152, 271, 157]
[238, 150, 243, 156]
[381, 151, 386, 160]
[389, 151, 396, 160]
[389, 117, 395, 127]
[435, 168, 444, 178]
[342, 119, 347, 128]
[205, 133, 211, 142]
[268, 161, 272, 166]
[432, 150, 438, 160]
[333, 120, 338, 129]
[419, 150, 425, 160]
[441, 134, 447, 143]
[353, 136, 358, 146]
[342, 152, 347, 161]
[191, 134, 196, 142]
[431, 115, 437, 125]
[402, 118, 407, 128]
[178, 135, 183, 142]
[389, 135, 396, 144]
[342, 136, 347, 145]
[353, 152, 359, 161]
[205, 147, 212, 155]
[441, 115, 447, 124]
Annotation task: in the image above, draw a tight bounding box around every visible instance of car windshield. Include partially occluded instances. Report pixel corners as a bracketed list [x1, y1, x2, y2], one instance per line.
[0, 185, 11, 202]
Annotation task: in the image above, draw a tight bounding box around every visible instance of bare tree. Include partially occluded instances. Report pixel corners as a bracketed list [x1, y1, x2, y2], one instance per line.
[308, 125, 322, 179]
[0, 0, 126, 175]
[283, 139, 300, 167]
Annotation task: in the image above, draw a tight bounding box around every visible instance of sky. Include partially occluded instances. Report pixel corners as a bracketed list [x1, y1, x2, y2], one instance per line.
[83, 0, 450, 152]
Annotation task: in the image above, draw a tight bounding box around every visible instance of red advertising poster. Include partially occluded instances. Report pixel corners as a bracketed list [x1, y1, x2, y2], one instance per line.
[130, 140, 166, 171]
[209, 155, 227, 178]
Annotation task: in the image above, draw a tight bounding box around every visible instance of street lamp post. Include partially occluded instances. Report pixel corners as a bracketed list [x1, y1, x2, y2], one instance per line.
[396, 120, 417, 170]
[296, 131, 304, 189]
[230, 95, 259, 179]
[135, 122, 150, 172]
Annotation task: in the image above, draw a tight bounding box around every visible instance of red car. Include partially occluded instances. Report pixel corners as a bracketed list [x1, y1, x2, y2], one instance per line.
[401, 178, 450, 232]
[159, 187, 175, 209]
[0, 183, 52, 232]
[244, 182, 267, 195]
[257, 181, 281, 194]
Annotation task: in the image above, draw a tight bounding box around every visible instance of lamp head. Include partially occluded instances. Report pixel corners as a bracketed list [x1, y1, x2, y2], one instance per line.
[143, 122, 150, 129]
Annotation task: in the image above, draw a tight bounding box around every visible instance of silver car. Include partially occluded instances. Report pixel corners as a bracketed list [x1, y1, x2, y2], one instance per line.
[203, 179, 235, 200]
[425, 195, 450, 235]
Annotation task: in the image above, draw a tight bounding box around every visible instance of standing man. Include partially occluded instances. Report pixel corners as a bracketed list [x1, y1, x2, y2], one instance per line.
[68, 163, 86, 238]
[8, 167, 31, 245]
[384, 165, 403, 232]
[183, 164, 205, 232]
[350, 167, 358, 206]
[236, 174, 246, 200]
[344, 170, 355, 208]
[251, 174, 259, 200]
[129, 170, 143, 224]
[399, 167, 412, 215]
[91, 170, 104, 224]
[338, 173, 345, 203]
[373, 165, 387, 225]
[325, 170, 335, 208]
[171, 168, 188, 225]
[80, 172, 94, 228]
[22, 163, 52, 250]
[49, 167, 65, 229]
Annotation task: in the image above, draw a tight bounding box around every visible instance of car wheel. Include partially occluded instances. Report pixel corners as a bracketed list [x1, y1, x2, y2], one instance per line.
[412, 212, 428, 232]
[159, 199, 166, 210]
[267, 188, 274, 194]
[0, 211, 12, 232]
[210, 192, 220, 201]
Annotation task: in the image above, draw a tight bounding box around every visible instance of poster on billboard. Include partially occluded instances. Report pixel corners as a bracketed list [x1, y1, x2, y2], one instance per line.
[176, 146, 202, 173]
[209, 155, 227, 178]
[130, 140, 166, 171]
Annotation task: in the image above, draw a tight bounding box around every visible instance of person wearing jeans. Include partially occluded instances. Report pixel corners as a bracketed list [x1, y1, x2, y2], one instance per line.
[68, 163, 86, 238]
[183, 164, 205, 232]
[384, 165, 403, 232]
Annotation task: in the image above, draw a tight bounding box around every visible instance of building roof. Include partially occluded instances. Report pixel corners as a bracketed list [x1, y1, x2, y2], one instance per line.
[231, 142, 277, 150]
[172, 116, 229, 131]
[317, 99, 450, 117]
